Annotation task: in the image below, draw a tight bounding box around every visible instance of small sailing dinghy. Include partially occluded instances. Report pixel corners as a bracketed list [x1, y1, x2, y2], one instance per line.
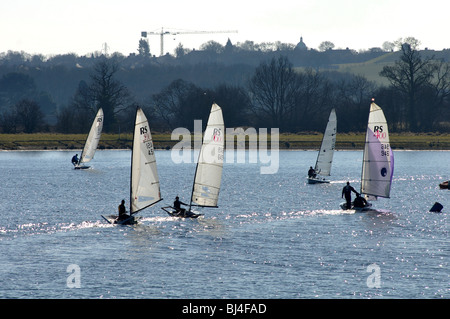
[102, 107, 162, 225]
[308, 108, 337, 184]
[74, 108, 104, 169]
[340, 100, 394, 211]
[162, 103, 224, 218]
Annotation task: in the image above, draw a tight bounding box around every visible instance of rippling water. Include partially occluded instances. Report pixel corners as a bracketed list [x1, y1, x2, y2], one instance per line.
[0, 150, 448, 299]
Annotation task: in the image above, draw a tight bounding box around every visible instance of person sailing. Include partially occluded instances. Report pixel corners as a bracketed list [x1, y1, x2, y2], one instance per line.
[117, 199, 129, 221]
[173, 196, 188, 217]
[342, 182, 358, 209]
[353, 193, 368, 208]
[308, 166, 317, 178]
[71, 154, 79, 166]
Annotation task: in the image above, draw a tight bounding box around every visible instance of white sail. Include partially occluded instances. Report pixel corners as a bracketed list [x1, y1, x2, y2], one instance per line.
[79, 108, 104, 164]
[130, 108, 161, 214]
[361, 102, 394, 199]
[191, 103, 225, 207]
[314, 108, 337, 176]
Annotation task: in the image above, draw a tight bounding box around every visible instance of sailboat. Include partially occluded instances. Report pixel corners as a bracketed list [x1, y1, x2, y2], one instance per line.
[74, 108, 104, 169]
[162, 103, 224, 218]
[102, 107, 162, 225]
[340, 100, 394, 211]
[307, 108, 337, 184]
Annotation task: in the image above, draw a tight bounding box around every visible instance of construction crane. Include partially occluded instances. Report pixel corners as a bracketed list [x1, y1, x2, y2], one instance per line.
[141, 27, 238, 56]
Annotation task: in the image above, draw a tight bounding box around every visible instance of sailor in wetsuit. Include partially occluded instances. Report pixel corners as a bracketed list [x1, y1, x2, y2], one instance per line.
[173, 196, 188, 217]
[118, 199, 129, 221]
[71, 154, 79, 166]
[308, 166, 316, 178]
[342, 182, 358, 209]
[353, 193, 368, 208]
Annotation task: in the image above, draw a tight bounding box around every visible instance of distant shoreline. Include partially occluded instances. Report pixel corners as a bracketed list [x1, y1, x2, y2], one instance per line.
[0, 132, 449, 151]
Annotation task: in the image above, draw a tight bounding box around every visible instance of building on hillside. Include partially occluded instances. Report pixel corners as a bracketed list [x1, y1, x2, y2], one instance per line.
[295, 36, 308, 51]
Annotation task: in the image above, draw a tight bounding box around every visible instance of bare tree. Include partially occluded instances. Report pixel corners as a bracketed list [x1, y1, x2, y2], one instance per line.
[335, 74, 377, 131]
[0, 109, 18, 133]
[200, 40, 224, 53]
[382, 41, 395, 52]
[150, 79, 198, 130]
[296, 68, 334, 131]
[15, 99, 44, 133]
[88, 58, 132, 132]
[248, 56, 300, 130]
[419, 60, 450, 130]
[380, 42, 437, 131]
[393, 37, 421, 50]
[319, 41, 335, 51]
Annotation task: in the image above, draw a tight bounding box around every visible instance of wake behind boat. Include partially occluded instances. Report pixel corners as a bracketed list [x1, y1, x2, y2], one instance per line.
[74, 108, 104, 170]
[307, 108, 336, 184]
[163, 103, 224, 218]
[340, 100, 394, 211]
[102, 107, 162, 225]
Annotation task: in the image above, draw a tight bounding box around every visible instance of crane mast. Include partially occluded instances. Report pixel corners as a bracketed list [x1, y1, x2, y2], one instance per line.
[141, 28, 238, 56]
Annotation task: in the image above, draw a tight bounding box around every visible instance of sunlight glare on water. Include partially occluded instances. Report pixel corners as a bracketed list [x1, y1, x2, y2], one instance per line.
[0, 149, 448, 298]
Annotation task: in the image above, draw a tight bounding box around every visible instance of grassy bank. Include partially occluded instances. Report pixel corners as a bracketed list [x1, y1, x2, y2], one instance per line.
[1, 132, 450, 151]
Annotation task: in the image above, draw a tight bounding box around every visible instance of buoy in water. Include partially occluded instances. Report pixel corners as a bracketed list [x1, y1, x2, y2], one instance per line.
[429, 202, 443, 213]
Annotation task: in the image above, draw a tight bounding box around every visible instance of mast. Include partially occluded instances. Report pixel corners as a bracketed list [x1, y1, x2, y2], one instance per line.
[129, 107, 137, 214]
[188, 154, 200, 213]
[360, 102, 371, 196]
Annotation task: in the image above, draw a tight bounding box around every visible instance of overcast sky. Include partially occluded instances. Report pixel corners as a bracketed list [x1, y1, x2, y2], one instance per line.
[1, 0, 448, 57]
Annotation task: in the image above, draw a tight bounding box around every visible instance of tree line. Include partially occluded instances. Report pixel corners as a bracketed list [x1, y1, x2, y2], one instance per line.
[0, 41, 449, 134]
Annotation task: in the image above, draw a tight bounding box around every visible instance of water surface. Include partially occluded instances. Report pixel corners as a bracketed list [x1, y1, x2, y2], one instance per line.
[0, 150, 448, 298]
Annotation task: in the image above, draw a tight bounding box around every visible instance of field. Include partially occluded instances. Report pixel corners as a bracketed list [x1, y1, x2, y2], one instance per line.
[331, 52, 397, 86]
[1, 132, 450, 150]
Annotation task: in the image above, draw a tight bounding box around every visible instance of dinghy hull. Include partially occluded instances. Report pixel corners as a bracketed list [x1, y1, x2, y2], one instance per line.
[161, 206, 203, 219]
[101, 215, 140, 225]
[340, 202, 372, 211]
[74, 165, 90, 170]
[307, 177, 330, 184]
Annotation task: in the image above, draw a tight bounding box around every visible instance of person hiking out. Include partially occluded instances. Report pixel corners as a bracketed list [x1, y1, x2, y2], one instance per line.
[71, 154, 79, 166]
[174, 196, 188, 217]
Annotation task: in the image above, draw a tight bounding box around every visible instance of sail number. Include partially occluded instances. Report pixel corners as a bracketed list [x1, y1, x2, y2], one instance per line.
[140, 126, 151, 141]
[146, 142, 154, 155]
[373, 126, 387, 139]
[140, 125, 154, 155]
[212, 128, 222, 142]
[380, 143, 390, 157]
